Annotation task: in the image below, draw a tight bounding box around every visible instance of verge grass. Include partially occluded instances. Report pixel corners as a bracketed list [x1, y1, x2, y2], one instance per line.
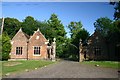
[2, 60, 55, 76]
[82, 61, 119, 69]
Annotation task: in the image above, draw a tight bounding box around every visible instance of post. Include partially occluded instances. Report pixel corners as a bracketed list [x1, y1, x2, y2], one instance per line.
[79, 39, 83, 62]
[1, 17, 4, 35]
[52, 38, 56, 61]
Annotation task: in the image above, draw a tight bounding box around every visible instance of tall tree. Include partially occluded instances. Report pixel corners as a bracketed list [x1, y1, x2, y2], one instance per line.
[47, 13, 66, 57]
[68, 21, 83, 40]
[68, 21, 89, 45]
[47, 13, 66, 38]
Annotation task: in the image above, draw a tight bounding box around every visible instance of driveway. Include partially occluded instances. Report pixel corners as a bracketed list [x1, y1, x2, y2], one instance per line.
[4, 60, 119, 78]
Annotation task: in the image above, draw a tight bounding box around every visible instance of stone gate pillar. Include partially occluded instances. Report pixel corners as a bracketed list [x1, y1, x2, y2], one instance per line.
[79, 39, 83, 62]
[52, 38, 56, 61]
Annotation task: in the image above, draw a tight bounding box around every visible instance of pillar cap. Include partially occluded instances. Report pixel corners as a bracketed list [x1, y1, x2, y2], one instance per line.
[53, 38, 56, 42]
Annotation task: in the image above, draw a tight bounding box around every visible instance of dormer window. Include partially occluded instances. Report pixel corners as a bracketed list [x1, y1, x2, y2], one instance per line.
[36, 36, 39, 40]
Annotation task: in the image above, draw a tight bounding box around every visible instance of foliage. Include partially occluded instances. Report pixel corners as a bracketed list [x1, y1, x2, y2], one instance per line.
[110, 1, 120, 20]
[2, 32, 11, 60]
[67, 21, 89, 61]
[47, 13, 66, 57]
[94, 17, 113, 37]
[94, 17, 120, 35]
[3, 17, 21, 39]
[68, 21, 83, 40]
[73, 28, 89, 48]
[22, 16, 38, 36]
[2, 60, 55, 76]
[62, 38, 79, 61]
[112, 20, 120, 32]
[110, 1, 120, 33]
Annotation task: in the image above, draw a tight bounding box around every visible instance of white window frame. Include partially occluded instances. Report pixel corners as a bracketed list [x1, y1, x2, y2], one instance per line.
[16, 47, 23, 55]
[33, 46, 41, 56]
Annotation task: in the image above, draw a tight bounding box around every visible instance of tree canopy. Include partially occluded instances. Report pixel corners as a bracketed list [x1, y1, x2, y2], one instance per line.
[94, 17, 113, 37]
[47, 13, 67, 57]
[3, 17, 21, 39]
[22, 16, 38, 36]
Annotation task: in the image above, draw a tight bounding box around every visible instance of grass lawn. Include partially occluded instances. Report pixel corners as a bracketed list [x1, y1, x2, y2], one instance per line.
[2, 60, 55, 76]
[82, 61, 120, 69]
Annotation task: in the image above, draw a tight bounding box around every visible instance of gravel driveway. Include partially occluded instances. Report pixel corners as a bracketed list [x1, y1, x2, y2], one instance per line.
[4, 60, 119, 78]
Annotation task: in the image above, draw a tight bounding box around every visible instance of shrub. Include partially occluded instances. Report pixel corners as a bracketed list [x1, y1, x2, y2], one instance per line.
[2, 32, 11, 60]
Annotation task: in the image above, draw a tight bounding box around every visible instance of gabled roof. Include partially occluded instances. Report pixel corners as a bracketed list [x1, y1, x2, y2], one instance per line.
[88, 30, 106, 40]
[29, 28, 47, 41]
[82, 30, 106, 46]
[23, 32, 30, 39]
[12, 28, 29, 41]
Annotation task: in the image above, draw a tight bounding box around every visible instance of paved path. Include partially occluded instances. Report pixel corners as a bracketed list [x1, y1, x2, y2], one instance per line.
[4, 60, 119, 78]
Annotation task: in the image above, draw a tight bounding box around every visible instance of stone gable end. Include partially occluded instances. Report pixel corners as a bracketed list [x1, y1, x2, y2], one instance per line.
[10, 29, 29, 60]
[28, 30, 48, 60]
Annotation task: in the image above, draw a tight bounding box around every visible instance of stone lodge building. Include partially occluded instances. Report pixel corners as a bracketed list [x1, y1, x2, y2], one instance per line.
[79, 30, 120, 62]
[10, 28, 56, 61]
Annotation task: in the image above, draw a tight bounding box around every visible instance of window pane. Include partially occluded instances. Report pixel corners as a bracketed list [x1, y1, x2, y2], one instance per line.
[16, 47, 22, 55]
[34, 46, 40, 55]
